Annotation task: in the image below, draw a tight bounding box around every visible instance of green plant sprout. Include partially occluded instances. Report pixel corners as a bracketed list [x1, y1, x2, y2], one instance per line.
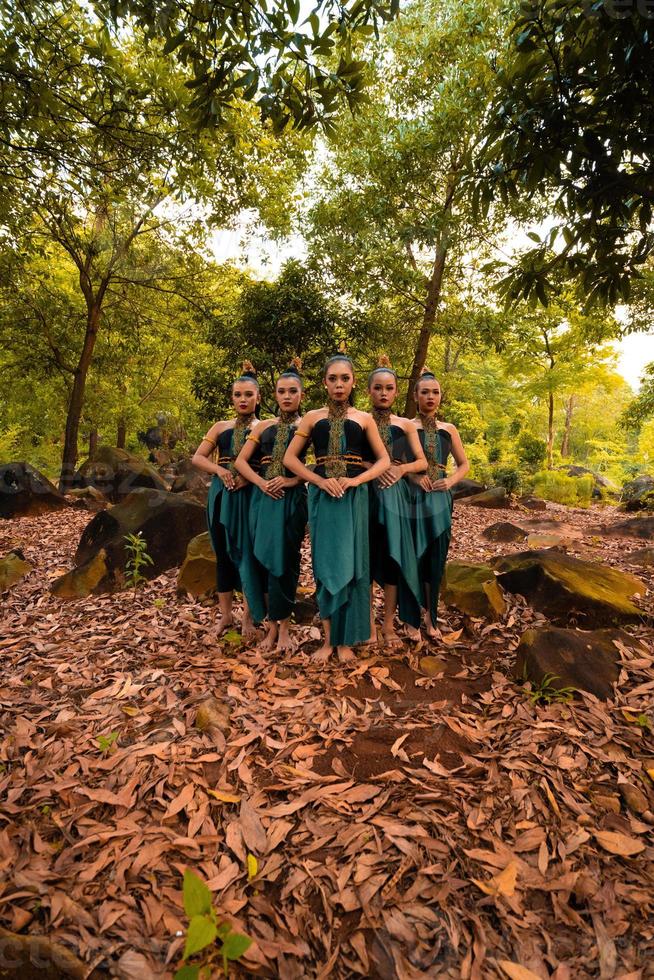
[124, 531, 154, 587]
[96, 732, 119, 754]
[522, 666, 576, 705]
[175, 870, 252, 979]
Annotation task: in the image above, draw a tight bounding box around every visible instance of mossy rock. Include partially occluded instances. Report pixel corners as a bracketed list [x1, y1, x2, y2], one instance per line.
[462, 487, 510, 509]
[516, 627, 632, 700]
[72, 446, 168, 502]
[177, 532, 216, 596]
[0, 549, 31, 590]
[598, 516, 654, 540]
[0, 462, 68, 518]
[442, 561, 506, 620]
[51, 549, 109, 599]
[491, 550, 645, 625]
[625, 547, 654, 567]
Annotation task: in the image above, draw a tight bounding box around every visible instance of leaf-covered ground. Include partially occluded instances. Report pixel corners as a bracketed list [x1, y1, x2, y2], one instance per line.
[1, 501, 653, 979]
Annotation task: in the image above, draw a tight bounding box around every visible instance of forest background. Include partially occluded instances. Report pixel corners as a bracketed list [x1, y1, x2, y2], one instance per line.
[2, 0, 654, 501]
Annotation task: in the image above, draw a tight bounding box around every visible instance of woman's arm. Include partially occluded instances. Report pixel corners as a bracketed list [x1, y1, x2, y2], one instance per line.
[431, 425, 470, 491]
[283, 413, 345, 498]
[234, 421, 280, 497]
[401, 422, 428, 475]
[192, 423, 235, 488]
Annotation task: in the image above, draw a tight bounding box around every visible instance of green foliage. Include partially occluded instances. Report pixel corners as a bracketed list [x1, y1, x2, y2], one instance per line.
[0, 425, 22, 462]
[516, 433, 547, 472]
[491, 464, 522, 496]
[523, 671, 576, 706]
[124, 532, 154, 588]
[176, 870, 252, 979]
[96, 731, 119, 754]
[621, 363, 654, 433]
[97, 0, 399, 133]
[532, 472, 594, 508]
[477, 0, 654, 305]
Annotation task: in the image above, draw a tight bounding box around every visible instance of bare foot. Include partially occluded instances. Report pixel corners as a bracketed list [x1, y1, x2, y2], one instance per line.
[259, 623, 278, 652]
[314, 644, 334, 663]
[423, 615, 441, 640]
[337, 645, 355, 662]
[241, 615, 261, 643]
[276, 633, 297, 654]
[212, 616, 234, 638]
[381, 628, 404, 649]
[403, 624, 421, 643]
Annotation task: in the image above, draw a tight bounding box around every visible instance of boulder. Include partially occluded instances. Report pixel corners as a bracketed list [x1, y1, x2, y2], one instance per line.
[442, 561, 506, 619]
[482, 522, 527, 543]
[51, 549, 109, 599]
[0, 925, 102, 980]
[525, 532, 570, 551]
[461, 486, 510, 509]
[51, 488, 206, 596]
[624, 547, 654, 567]
[0, 462, 68, 518]
[490, 550, 645, 625]
[620, 474, 654, 512]
[0, 549, 31, 590]
[597, 516, 654, 540]
[451, 479, 487, 501]
[519, 495, 548, 511]
[516, 627, 629, 699]
[171, 458, 211, 502]
[177, 532, 216, 596]
[72, 446, 168, 503]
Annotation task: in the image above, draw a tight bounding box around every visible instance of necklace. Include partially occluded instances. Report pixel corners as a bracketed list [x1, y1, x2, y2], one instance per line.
[418, 412, 441, 481]
[267, 411, 300, 478]
[326, 398, 348, 478]
[230, 413, 255, 474]
[371, 406, 393, 455]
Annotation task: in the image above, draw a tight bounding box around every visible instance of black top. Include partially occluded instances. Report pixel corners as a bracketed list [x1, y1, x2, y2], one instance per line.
[259, 421, 306, 478]
[312, 417, 367, 478]
[217, 424, 259, 469]
[363, 422, 408, 464]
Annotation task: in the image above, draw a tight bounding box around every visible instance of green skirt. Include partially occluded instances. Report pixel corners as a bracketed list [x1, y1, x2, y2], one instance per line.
[408, 483, 453, 626]
[246, 484, 308, 623]
[308, 483, 370, 646]
[370, 479, 423, 628]
[207, 476, 254, 596]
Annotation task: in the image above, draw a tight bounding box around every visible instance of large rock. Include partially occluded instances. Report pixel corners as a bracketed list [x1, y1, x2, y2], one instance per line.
[558, 465, 618, 499]
[171, 458, 211, 503]
[51, 550, 109, 599]
[177, 532, 216, 596]
[451, 479, 487, 501]
[442, 561, 506, 619]
[625, 547, 654, 567]
[0, 549, 31, 590]
[598, 516, 654, 540]
[72, 446, 168, 503]
[51, 488, 206, 596]
[516, 627, 628, 700]
[519, 495, 548, 511]
[482, 522, 526, 543]
[461, 486, 510, 509]
[0, 462, 68, 518]
[620, 474, 654, 512]
[490, 550, 645, 625]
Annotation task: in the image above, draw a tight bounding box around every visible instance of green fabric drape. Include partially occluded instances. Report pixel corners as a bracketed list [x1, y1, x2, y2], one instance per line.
[370, 478, 423, 628]
[308, 482, 370, 646]
[246, 484, 308, 623]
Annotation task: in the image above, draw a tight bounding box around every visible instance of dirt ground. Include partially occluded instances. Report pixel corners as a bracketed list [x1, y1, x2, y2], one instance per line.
[1, 498, 653, 979]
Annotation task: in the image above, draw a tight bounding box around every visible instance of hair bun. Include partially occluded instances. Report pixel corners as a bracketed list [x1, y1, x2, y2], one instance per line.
[290, 355, 302, 371]
[377, 353, 392, 369]
[419, 365, 435, 378]
[241, 359, 256, 375]
[338, 340, 347, 354]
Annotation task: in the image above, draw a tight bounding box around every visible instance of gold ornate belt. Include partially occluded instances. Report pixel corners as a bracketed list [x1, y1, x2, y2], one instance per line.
[315, 453, 363, 465]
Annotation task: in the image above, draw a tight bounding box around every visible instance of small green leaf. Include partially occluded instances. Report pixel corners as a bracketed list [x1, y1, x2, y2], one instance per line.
[184, 915, 217, 959]
[222, 931, 253, 961]
[183, 870, 212, 918]
[174, 966, 200, 980]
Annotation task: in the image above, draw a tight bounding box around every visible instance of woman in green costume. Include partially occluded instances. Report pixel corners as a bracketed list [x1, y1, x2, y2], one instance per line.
[192, 361, 261, 639]
[367, 354, 428, 646]
[234, 358, 308, 653]
[283, 354, 390, 661]
[409, 369, 469, 639]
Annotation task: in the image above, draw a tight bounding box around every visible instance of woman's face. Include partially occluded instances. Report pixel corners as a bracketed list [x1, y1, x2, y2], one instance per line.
[369, 370, 397, 410]
[231, 380, 260, 416]
[416, 377, 442, 415]
[276, 376, 303, 414]
[324, 359, 355, 402]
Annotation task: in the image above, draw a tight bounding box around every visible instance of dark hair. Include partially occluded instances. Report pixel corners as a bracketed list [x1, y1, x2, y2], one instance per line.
[277, 355, 304, 388]
[413, 367, 440, 394]
[368, 353, 397, 387]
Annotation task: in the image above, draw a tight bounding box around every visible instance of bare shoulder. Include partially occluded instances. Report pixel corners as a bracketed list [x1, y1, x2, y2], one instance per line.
[350, 407, 372, 426]
[298, 408, 324, 430]
[438, 421, 458, 435]
[253, 418, 276, 434]
[391, 414, 411, 431]
[204, 419, 231, 440]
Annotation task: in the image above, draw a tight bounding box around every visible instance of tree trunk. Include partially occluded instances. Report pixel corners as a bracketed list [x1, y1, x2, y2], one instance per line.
[546, 391, 555, 470]
[117, 420, 126, 449]
[561, 395, 575, 457]
[59, 303, 101, 490]
[404, 244, 447, 417]
[88, 427, 98, 457]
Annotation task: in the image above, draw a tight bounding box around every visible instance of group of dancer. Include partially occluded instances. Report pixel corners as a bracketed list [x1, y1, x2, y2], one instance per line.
[192, 352, 469, 659]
